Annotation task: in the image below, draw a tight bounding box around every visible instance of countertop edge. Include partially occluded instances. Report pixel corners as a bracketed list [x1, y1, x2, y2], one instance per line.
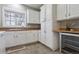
[53, 29, 79, 33]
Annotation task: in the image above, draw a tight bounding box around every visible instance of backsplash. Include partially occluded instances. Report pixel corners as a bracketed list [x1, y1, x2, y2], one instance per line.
[27, 24, 40, 29]
[58, 19, 79, 29]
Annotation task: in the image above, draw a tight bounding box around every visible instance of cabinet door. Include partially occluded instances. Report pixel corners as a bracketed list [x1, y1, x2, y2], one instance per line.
[13, 31, 38, 45]
[0, 33, 5, 53]
[5, 32, 24, 47]
[69, 4, 79, 18]
[40, 5, 46, 44]
[14, 31, 27, 45]
[5, 32, 13, 47]
[45, 4, 53, 21]
[27, 9, 40, 23]
[40, 5, 46, 22]
[57, 4, 67, 20]
[5, 31, 39, 47]
[40, 31, 46, 45]
[40, 5, 53, 46]
[33, 31, 39, 41]
[26, 31, 38, 43]
[40, 21, 47, 44]
[45, 20, 53, 48]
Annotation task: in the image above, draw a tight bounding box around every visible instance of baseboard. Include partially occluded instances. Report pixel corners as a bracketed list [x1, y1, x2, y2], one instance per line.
[6, 41, 38, 49]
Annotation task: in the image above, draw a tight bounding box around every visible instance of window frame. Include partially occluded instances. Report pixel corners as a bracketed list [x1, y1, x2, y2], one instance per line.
[2, 7, 27, 27]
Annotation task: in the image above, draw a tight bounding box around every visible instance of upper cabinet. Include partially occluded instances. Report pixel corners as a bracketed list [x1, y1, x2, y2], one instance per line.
[57, 4, 67, 20]
[57, 4, 79, 21]
[40, 4, 56, 22]
[69, 4, 79, 19]
[27, 9, 40, 24]
[40, 5, 46, 22]
[45, 5, 54, 21]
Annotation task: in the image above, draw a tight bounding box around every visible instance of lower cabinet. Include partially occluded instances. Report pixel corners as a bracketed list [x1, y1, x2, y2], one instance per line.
[26, 31, 38, 43]
[0, 32, 6, 53]
[5, 32, 15, 47]
[5, 31, 39, 48]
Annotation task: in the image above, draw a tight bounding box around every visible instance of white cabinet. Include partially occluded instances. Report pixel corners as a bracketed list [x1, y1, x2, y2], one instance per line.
[5, 31, 39, 48]
[0, 32, 6, 53]
[57, 4, 67, 20]
[14, 31, 28, 45]
[40, 5, 46, 45]
[40, 5, 46, 22]
[69, 4, 79, 19]
[46, 5, 54, 21]
[40, 5, 58, 50]
[27, 31, 39, 42]
[5, 32, 15, 47]
[27, 9, 40, 23]
[40, 5, 46, 44]
[57, 4, 79, 20]
[45, 21, 53, 48]
[5, 32, 23, 47]
[40, 22, 46, 44]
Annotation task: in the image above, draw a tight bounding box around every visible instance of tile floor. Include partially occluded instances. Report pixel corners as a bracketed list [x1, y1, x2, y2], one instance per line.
[7, 42, 60, 54]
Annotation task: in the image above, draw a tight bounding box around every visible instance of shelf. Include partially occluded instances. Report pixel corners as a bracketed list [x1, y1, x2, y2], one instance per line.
[62, 47, 79, 54]
[63, 43, 79, 51]
[62, 49, 72, 54]
[63, 39, 79, 47]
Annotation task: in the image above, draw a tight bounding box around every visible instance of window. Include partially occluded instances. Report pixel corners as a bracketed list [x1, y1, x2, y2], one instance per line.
[3, 8, 26, 27]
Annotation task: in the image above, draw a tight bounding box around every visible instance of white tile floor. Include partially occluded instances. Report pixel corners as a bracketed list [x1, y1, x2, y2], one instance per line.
[7, 43, 60, 54]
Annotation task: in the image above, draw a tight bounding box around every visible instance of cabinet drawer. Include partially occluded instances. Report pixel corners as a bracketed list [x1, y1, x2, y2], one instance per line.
[62, 35, 79, 42]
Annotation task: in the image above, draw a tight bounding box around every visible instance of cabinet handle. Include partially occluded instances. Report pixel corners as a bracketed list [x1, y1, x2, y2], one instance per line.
[69, 13, 70, 16]
[42, 19, 45, 22]
[0, 34, 4, 37]
[44, 30, 46, 33]
[33, 34, 35, 36]
[14, 35, 18, 38]
[65, 14, 67, 17]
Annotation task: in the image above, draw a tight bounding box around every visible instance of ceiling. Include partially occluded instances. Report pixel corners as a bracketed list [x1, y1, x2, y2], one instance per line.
[24, 4, 42, 10]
